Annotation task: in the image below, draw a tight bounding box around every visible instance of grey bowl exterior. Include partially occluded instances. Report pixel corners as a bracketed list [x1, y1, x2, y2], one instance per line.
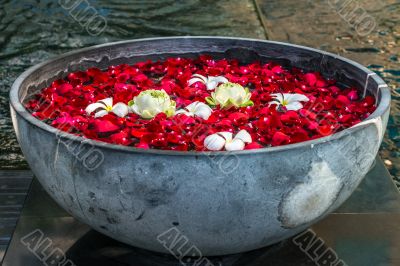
[10, 37, 390, 256]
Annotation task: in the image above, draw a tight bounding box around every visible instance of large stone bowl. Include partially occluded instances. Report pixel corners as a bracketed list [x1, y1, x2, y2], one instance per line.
[10, 37, 390, 256]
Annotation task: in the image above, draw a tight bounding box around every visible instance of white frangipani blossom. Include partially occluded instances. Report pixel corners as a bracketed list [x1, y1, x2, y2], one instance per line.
[268, 93, 310, 111]
[176, 101, 213, 120]
[204, 130, 252, 151]
[188, 74, 228, 90]
[85, 98, 129, 118]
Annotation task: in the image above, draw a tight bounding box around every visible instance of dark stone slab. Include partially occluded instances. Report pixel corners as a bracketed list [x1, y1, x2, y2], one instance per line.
[19, 178, 69, 218]
[0, 170, 32, 262]
[336, 158, 400, 213]
[312, 213, 400, 266]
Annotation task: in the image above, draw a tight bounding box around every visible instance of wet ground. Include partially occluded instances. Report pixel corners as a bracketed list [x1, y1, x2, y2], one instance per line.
[0, 0, 398, 185]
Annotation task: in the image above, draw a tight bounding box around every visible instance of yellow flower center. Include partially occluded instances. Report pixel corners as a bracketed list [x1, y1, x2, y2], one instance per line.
[105, 105, 113, 112]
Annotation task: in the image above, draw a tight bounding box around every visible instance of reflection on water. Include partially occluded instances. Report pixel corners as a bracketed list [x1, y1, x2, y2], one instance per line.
[0, 0, 398, 186]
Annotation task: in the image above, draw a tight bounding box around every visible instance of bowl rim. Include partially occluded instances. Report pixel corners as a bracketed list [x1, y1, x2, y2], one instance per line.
[9, 36, 391, 156]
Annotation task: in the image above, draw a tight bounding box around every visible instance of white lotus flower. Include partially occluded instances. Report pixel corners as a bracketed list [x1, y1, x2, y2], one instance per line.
[85, 98, 129, 118]
[206, 82, 253, 109]
[268, 93, 310, 111]
[176, 101, 213, 120]
[129, 89, 176, 119]
[188, 74, 228, 90]
[204, 130, 252, 151]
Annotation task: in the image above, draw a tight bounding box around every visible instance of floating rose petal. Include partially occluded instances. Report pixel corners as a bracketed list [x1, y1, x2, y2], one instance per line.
[93, 120, 120, 133]
[347, 90, 359, 101]
[25, 56, 377, 151]
[245, 142, 263, 150]
[304, 73, 317, 86]
[272, 131, 290, 146]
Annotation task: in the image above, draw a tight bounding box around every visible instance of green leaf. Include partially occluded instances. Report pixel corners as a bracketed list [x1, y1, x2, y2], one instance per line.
[221, 99, 235, 109]
[242, 100, 254, 107]
[205, 96, 216, 106]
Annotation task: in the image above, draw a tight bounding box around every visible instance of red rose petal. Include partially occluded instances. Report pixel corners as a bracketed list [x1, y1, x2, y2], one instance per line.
[56, 83, 73, 95]
[304, 73, 317, 86]
[347, 90, 359, 101]
[245, 142, 263, 150]
[110, 131, 132, 145]
[94, 120, 120, 133]
[272, 132, 290, 146]
[25, 56, 376, 151]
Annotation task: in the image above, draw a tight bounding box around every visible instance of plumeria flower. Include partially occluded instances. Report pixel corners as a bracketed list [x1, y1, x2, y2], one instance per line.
[85, 98, 129, 118]
[188, 74, 228, 91]
[268, 93, 310, 111]
[176, 101, 213, 120]
[204, 130, 252, 151]
[129, 89, 176, 119]
[206, 82, 253, 109]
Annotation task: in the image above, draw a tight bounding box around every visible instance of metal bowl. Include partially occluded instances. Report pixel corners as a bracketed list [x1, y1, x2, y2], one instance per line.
[10, 37, 390, 256]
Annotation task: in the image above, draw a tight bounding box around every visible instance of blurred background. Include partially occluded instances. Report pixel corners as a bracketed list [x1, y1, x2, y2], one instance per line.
[0, 0, 399, 185]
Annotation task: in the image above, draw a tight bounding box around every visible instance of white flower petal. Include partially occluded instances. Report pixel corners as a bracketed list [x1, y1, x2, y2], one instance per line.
[184, 101, 201, 113]
[285, 94, 309, 103]
[191, 74, 208, 82]
[189, 75, 228, 90]
[176, 109, 193, 116]
[217, 132, 233, 142]
[225, 139, 245, 151]
[99, 97, 113, 107]
[270, 93, 285, 103]
[94, 110, 108, 118]
[131, 104, 140, 115]
[193, 105, 212, 120]
[135, 94, 157, 111]
[204, 133, 226, 151]
[141, 110, 156, 119]
[206, 81, 218, 90]
[188, 78, 205, 86]
[209, 76, 229, 84]
[178, 102, 212, 119]
[112, 102, 129, 117]
[285, 101, 304, 111]
[85, 102, 106, 114]
[234, 130, 252, 143]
